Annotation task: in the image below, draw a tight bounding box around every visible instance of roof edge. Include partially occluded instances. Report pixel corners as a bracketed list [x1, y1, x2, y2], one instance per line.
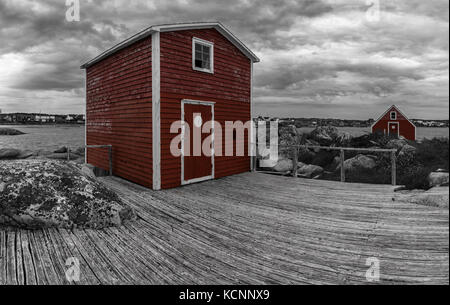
[371, 105, 417, 130]
[80, 22, 259, 69]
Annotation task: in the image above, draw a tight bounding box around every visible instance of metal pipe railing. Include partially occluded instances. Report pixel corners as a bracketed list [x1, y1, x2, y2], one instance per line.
[67, 144, 113, 176]
[254, 144, 397, 186]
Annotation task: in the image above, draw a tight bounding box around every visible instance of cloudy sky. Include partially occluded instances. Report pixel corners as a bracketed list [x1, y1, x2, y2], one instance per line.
[0, 0, 448, 119]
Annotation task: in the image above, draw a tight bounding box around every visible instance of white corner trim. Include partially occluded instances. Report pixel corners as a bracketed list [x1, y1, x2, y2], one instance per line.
[152, 31, 161, 190]
[250, 61, 254, 171]
[192, 37, 214, 74]
[84, 69, 87, 164]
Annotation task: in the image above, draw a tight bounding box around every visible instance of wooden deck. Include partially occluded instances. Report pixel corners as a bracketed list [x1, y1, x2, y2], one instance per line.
[1, 172, 448, 284]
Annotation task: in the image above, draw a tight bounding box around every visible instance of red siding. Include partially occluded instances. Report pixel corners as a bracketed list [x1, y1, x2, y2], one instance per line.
[160, 29, 251, 189]
[86, 37, 153, 188]
[372, 106, 416, 141]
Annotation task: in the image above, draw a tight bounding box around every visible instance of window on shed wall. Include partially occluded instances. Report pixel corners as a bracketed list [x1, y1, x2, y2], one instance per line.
[192, 38, 214, 73]
[390, 111, 397, 120]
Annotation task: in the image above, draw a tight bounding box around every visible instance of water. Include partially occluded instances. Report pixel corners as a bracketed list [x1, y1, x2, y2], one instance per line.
[1, 124, 448, 153]
[0, 125, 85, 152]
[297, 126, 449, 140]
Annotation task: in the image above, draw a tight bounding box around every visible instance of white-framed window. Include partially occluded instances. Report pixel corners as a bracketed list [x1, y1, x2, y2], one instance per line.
[390, 111, 397, 120]
[192, 37, 214, 74]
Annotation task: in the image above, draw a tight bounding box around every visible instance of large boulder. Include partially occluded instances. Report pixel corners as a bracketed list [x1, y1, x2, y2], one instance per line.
[427, 172, 449, 187]
[0, 160, 134, 229]
[46, 152, 80, 160]
[398, 144, 416, 156]
[337, 154, 376, 172]
[399, 187, 449, 209]
[331, 156, 341, 170]
[309, 126, 339, 145]
[17, 150, 34, 159]
[0, 128, 25, 135]
[53, 146, 68, 153]
[298, 146, 316, 164]
[335, 132, 352, 145]
[310, 150, 337, 168]
[386, 139, 408, 150]
[0, 148, 34, 160]
[74, 147, 85, 156]
[81, 163, 97, 180]
[297, 163, 324, 178]
[0, 148, 21, 159]
[272, 158, 293, 172]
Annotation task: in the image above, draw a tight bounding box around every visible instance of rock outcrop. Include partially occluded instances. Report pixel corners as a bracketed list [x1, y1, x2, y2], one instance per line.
[398, 187, 449, 208]
[53, 146, 68, 153]
[272, 158, 293, 172]
[386, 139, 408, 150]
[309, 126, 339, 145]
[427, 172, 449, 187]
[0, 128, 25, 135]
[336, 154, 376, 173]
[0, 160, 134, 229]
[0, 148, 22, 159]
[398, 144, 416, 156]
[297, 163, 324, 178]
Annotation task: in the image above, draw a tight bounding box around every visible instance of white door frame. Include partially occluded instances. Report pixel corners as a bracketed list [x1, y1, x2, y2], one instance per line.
[181, 99, 215, 185]
[388, 122, 400, 137]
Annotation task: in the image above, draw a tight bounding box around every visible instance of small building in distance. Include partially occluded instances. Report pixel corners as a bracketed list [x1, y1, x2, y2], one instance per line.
[371, 105, 416, 141]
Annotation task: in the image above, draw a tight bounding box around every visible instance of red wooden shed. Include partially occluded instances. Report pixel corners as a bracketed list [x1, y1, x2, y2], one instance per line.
[81, 22, 259, 190]
[371, 105, 416, 141]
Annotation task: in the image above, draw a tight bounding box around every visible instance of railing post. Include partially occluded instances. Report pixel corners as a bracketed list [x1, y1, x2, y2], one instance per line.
[67, 147, 70, 161]
[108, 145, 113, 176]
[391, 150, 396, 186]
[251, 143, 257, 172]
[292, 146, 298, 177]
[340, 149, 345, 182]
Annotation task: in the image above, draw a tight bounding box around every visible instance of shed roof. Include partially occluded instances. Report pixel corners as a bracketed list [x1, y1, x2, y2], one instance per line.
[371, 104, 416, 128]
[80, 22, 259, 69]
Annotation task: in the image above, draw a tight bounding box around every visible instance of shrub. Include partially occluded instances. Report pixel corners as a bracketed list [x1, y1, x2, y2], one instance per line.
[398, 165, 432, 190]
[414, 138, 449, 171]
[310, 150, 338, 168]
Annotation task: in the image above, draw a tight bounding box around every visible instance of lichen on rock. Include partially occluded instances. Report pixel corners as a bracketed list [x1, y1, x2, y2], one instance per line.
[0, 160, 134, 229]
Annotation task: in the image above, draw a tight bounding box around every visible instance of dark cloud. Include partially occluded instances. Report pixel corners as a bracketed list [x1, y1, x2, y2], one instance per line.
[0, 0, 448, 118]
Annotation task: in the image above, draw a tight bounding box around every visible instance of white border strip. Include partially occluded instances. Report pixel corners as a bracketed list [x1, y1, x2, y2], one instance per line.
[152, 31, 161, 190]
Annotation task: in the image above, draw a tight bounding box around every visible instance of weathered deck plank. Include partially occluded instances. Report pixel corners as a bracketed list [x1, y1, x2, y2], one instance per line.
[0, 172, 448, 284]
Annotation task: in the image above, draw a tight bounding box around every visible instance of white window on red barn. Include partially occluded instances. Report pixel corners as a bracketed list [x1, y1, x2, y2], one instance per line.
[192, 38, 214, 73]
[390, 111, 397, 120]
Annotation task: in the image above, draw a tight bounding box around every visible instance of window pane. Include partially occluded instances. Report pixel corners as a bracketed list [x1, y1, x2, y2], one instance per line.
[203, 59, 210, 69]
[193, 40, 212, 71]
[203, 45, 210, 56]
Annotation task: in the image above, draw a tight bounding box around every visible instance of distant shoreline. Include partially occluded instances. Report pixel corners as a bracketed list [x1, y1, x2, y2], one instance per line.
[0, 122, 84, 126]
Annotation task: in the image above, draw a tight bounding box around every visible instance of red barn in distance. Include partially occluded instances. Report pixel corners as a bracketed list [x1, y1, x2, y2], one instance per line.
[371, 105, 417, 141]
[81, 22, 259, 190]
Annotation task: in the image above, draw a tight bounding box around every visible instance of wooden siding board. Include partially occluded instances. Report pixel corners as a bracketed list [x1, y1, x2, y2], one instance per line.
[86, 36, 153, 188]
[159, 29, 251, 189]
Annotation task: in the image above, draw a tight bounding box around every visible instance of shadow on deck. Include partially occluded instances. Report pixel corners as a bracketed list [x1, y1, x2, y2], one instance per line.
[0, 172, 448, 284]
